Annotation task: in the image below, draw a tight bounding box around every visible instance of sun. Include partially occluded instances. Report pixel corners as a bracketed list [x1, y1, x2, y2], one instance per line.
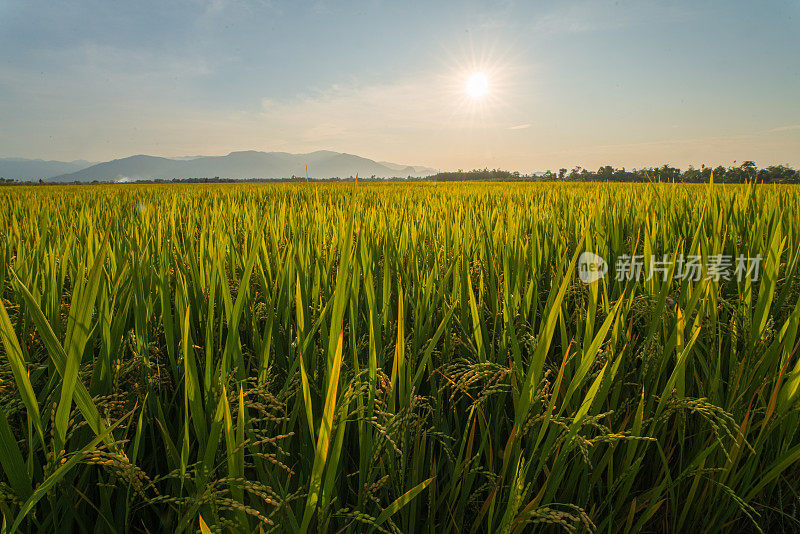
[438, 40, 521, 123]
[465, 72, 489, 99]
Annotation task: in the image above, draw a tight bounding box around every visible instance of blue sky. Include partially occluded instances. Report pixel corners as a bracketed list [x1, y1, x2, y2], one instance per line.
[1, 0, 798, 171]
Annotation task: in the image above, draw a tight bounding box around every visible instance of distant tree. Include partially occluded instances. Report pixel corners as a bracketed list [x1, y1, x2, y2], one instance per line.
[758, 165, 798, 183]
[658, 164, 681, 182]
[430, 169, 517, 182]
[684, 165, 702, 183]
[567, 167, 583, 180]
[597, 165, 614, 180]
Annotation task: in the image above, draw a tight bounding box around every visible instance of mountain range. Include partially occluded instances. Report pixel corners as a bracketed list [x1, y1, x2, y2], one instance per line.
[0, 151, 437, 182]
[0, 158, 98, 180]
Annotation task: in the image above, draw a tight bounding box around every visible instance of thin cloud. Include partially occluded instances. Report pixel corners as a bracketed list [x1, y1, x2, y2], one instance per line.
[532, 0, 692, 35]
[509, 123, 531, 130]
[764, 125, 800, 133]
[257, 77, 509, 143]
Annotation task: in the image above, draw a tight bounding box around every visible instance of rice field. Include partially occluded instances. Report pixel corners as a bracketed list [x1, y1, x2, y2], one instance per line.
[0, 182, 799, 533]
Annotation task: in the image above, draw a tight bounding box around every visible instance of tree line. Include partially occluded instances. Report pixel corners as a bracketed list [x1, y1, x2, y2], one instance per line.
[428, 162, 799, 184]
[3, 161, 798, 185]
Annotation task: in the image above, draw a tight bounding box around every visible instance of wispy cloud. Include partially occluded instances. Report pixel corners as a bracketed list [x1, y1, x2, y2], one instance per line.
[258, 77, 508, 144]
[532, 0, 692, 35]
[509, 123, 531, 130]
[522, 129, 800, 171]
[765, 124, 800, 133]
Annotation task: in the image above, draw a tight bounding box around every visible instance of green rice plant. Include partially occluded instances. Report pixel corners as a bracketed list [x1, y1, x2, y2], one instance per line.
[0, 181, 797, 532]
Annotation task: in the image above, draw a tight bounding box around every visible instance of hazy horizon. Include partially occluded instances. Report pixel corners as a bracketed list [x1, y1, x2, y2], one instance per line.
[2, 0, 799, 172]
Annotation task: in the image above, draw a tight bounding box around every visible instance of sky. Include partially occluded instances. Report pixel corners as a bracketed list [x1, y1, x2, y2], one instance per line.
[1, 0, 799, 172]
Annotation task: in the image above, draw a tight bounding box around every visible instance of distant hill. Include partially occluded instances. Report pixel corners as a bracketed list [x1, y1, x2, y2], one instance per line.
[377, 161, 438, 175]
[0, 158, 97, 180]
[48, 151, 437, 182]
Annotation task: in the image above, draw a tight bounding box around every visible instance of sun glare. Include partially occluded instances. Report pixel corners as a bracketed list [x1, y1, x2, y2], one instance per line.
[465, 72, 489, 99]
[438, 40, 521, 125]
